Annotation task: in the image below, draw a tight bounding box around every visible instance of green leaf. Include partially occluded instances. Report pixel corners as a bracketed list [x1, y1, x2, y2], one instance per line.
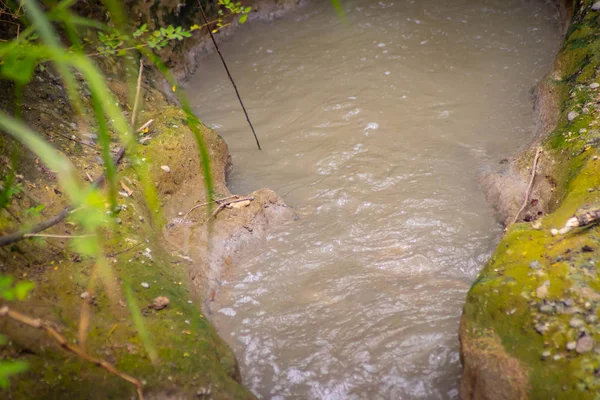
[0, 360, 28, 389]
[0, 276, 14, 291]
[14, 281, 35, 301]
[239, 14, 248, 24]
[1, 51, 38, 85]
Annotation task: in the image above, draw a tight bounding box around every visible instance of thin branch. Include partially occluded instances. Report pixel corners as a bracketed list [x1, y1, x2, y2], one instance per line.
[0, 305, 144, 400]
[182, 195, 238, 220]
[46, 130, 98, 149]
[0, 148, 125, 247]
[511, 147, 542, 225]
[107, 242, 143, 257]
[196, 1, 262, 150]
[136, 119, 154, 133]
[86, 19, 221, 58]
[0, 54, 149, 247]
[131, 60, 143, 127]
[23, 233, 95, 239]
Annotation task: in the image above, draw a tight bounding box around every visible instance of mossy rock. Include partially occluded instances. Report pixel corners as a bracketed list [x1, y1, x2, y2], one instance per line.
[461, 1, 600, 398]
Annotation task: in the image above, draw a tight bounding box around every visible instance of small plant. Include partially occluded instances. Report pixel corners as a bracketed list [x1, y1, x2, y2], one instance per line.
[0, 275, 34, 388]
[24, 204, 44, 217]
[216, 0, 252, 28]
[94, 0, 251, 57]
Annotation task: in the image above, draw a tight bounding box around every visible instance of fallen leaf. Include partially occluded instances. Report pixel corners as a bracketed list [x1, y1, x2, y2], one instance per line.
[120, 180, 133, 196]
[227, 200, 251, 209]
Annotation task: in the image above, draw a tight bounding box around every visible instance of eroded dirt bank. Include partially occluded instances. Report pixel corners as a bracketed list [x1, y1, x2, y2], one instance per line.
[460, 1, 600, 398]
[0, 1, 298, 398]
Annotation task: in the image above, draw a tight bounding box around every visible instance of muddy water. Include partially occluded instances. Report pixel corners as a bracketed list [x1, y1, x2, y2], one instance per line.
[186, 1, 561, 398]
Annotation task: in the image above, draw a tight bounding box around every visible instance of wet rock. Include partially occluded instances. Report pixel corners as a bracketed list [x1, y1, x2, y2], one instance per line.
[576, 335, 594, 354]
[568, 111, 579, 121]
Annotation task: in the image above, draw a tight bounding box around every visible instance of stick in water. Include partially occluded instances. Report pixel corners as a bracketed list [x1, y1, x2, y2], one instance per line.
[196, 1, 262, 150]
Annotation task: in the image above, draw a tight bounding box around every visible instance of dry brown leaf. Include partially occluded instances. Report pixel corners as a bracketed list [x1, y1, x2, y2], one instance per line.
[227, 200, 251, 209]
[120, 180, 133, 196]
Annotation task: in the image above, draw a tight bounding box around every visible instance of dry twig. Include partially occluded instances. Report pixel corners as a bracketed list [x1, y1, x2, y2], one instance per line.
[0, 305, 144, 399]
[131, 60, 144, 128]
[23, 233, 94, 239]
[136, 119, 154, 133]
[182, 195, 238, 221]
[512, 147, 542, 225]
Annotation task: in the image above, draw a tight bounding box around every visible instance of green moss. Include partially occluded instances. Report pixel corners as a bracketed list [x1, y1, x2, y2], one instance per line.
[464, 2, 600, 397]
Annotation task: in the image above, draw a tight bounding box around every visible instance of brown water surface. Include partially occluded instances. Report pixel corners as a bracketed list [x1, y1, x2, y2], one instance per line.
[186, 1, 562, 397]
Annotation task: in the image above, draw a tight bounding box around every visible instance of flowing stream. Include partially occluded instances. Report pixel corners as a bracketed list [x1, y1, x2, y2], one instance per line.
[186, 1, 562, 398]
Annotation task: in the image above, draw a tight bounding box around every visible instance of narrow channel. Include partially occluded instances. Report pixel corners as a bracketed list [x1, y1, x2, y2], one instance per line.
[187, 1, 562, 398]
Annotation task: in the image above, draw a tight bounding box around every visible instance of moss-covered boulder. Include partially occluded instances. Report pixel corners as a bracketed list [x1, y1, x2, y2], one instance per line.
[460, 1, 600, 398]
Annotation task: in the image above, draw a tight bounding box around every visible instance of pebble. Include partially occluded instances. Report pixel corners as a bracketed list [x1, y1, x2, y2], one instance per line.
[541, 350, 551, 358]
[564, 298, 574, 307]
[593, 2, 600, 11]
[586, 314, 598, 324]
[553, 354, 562, 361]
[535, 322, 549, 334]
[590, 82, 600, 89]
[566, 341, 577, 351]
[576, 335, 594, 354]
[540, 304, 554, 314]
[161, 165, 171, 173]
[568, 111, 579, 121]
[536, 285, 549, 299]
[80, 291, 90, 299]
[570, 317, 585, 328]
[151, 296, 169, 310]
[529, 260, 541, 269]
[141, 282, 150, 289]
